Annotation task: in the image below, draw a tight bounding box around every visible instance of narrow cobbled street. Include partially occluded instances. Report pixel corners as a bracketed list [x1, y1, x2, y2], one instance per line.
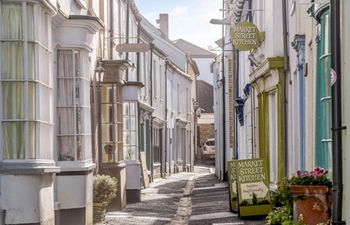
[102, 165, 265, 225]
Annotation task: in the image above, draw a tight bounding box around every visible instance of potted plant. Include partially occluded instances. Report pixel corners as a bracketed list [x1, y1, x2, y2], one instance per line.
[289, 167, 332, 225]
[93, 175, 118, 223]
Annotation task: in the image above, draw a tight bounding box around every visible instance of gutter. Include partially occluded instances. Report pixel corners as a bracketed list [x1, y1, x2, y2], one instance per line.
[330, 1, 346, 224]
[282, 0, 289, 177]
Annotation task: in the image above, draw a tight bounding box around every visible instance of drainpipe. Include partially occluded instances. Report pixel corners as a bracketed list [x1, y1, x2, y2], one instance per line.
[281, 0, 289, 177]
[234, 49, 239, 160]
[164, 60, 168, 176]
[109, 0, 113, 59]
[221, 0, 227, 181]
[330, 1, 346, 224]
[149, 45, 154, 180]
[125, 0, 130, 80]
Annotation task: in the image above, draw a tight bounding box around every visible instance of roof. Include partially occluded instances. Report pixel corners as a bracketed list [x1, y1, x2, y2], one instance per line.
[173, 39, 217, 58]
[141, 15, 187, 71]
[196, 80, 214, 113]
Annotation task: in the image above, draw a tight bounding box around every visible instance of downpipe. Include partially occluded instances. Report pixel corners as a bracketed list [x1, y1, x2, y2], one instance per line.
[330, 0, 346, 224]
[282, 0, 289, 178]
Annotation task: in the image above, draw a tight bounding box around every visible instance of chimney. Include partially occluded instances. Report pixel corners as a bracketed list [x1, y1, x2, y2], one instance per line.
[156, 14, 169, 38]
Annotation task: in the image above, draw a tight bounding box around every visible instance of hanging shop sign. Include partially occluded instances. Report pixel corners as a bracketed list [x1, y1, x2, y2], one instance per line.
[236, 158, 271, 217]
[230, 22, 261, 51]
[228, 161, 238, 212]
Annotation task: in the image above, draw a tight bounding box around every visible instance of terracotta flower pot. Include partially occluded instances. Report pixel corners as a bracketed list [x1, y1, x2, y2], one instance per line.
[290, 185, 330, 225]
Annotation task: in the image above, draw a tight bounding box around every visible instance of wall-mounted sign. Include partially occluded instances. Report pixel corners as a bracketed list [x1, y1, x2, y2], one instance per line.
[236, 159, 271, 217]
[230, 22, 261, 51]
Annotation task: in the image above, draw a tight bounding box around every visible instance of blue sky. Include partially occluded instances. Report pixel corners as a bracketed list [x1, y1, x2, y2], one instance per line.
[134, 0, 222, 50]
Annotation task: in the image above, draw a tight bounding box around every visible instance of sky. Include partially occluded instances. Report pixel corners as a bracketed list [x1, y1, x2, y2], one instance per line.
[134, 0, 222, 51]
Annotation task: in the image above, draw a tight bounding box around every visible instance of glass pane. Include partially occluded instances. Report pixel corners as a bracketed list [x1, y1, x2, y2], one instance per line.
[39, 122, 53, 159]
[27, 4, 34, 41]
[117, 104, 123, 123]
[102, 143, 115, 163]
[130, 102, 136, 116]
[75, 51, 81, 77]
[58, 136, 75, 161]
[57, 79, 74, 106]
[130, 131, 136, 144]
[124, 132, 130, 145]
[57, 50, 74, 77]
[28, 43, 35, 80]
[130, 117, 136, 130]
[123, 102, 129, 115]
[84, 135, 92, 159]
[81, 80, 90, 106]
[3, 122, 25, 160]
[101, 124, 113, 143]
[76, 135, 82, 160]
[76, 107, 90, 134]
[118, 124, 123, 141]
[57, 108, 75, 134]
[1, 42, 24, 79]
[101, 85, 113, 103]
[124, 116, 130, 130]
[75, 78, 81, 105]
[28, 122, 36, 159]
[76, 107, 83, 134]
[1, 3, 23, 40]
[38, 46, 50, 85]
[101, 104, 113, 123]
[2, 82, 24, 119]
[28, 82, 36, 120]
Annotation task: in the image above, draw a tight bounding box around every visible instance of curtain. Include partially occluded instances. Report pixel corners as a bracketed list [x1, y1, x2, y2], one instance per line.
[1, 4, 24, 159]
[57, 50, 75, 160]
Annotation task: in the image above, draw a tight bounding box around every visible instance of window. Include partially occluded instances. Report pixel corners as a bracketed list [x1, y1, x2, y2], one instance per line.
[315, 11, 332, 171]
[123, 101, 138, 160]
[268, 92, 278, 187]
[1, 2, 53, 160]
[153, 128, 161, 163]
[57, 50, 91, 161]
[100, 84, 123, 162]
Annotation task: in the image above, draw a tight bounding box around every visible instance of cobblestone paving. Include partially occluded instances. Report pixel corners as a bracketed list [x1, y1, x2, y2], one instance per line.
[100, 164, 265, 225]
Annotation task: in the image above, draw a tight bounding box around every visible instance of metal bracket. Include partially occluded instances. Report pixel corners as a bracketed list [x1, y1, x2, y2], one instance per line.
[332, 126, 347, 131]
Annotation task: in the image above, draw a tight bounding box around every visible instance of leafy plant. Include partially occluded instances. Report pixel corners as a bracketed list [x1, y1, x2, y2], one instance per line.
[266, 206, 306, 225]
[271, 178, 293, 208]
[93, 175, 118, 205]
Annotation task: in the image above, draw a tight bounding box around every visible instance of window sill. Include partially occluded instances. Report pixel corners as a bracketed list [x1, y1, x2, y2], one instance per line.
[0, 160, 60, 175]
[57, 160, 95, 172]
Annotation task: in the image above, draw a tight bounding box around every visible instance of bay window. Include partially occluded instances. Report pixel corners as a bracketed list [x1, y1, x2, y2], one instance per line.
[0, 2, 53, 160]
[57, 49, 91, 161]
[100, 84, 123, 163]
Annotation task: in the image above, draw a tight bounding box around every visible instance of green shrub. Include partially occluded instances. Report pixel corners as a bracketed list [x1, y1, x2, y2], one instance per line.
[93, 175, 118, 204]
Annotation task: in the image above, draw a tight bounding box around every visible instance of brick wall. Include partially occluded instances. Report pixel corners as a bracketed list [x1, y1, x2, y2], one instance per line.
[198, 124, 214, 147]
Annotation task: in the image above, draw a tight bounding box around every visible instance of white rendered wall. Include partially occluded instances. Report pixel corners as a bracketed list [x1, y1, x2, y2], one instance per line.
[0, 175, 55, 224]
